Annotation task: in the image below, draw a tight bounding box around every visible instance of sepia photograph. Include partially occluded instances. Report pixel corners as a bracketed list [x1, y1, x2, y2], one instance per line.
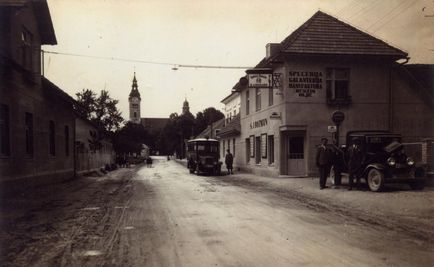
[0, 0, 433, 266]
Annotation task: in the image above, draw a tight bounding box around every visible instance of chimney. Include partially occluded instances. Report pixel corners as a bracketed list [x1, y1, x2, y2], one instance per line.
[266, 43, 281, 59]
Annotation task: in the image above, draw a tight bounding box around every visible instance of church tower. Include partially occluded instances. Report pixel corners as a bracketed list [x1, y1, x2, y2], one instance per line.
[129, 72, 141, 124]
[182, 98, 190, 115]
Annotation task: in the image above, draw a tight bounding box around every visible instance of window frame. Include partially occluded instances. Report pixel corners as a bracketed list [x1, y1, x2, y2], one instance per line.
[255, 88, 261, 111]
[268, 135, 274, 165]
[246, 89, 250, 115]
[21, 27, 33, 71]
[326, 68, 351, 105]
[25, 112, 33, 157]
[0, 104, 10, 157]
[65, 125, 69, 156]
[49, 120, 56, 156]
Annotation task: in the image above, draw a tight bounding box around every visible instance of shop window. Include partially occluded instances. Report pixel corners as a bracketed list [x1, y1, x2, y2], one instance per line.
[21, 27, 33, 71]
[326, 68, 351, 105]
[246, 90, 250, 115]
[249, 135, 255, 158]
[289, 137, 304, 159]
[0, 104, 10, 156]
[255, 88, 261, 111]
[255, 136, 261, 164]
[268, 135, 274, 164]
[261, 134, 267, 158]
[269, 88, 273, 106]
[49, 120, 55, 156]
[25, 112, 33, 156]
[65, 125, 69, 156]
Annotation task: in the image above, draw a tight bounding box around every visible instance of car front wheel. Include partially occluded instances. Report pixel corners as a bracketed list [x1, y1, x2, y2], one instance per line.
[367, 168, 385, 192]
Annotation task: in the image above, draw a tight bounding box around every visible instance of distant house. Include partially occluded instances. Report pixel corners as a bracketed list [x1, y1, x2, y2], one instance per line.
[195, 118, 225, 140]
[218, 90, 241, 169]
[75, 117, 115, 175]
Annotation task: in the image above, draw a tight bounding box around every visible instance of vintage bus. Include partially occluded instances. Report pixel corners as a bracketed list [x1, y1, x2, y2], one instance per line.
[186, 138, 222, 175]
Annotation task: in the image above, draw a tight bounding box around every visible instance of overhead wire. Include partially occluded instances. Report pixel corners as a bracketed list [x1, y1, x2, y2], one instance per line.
[42, 50, 252, 70]
[366, 0, 413, 31]
[371, 0, 419, 33]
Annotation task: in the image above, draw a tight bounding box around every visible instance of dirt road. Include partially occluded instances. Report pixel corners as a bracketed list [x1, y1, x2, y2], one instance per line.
[1, 156, 433, 266]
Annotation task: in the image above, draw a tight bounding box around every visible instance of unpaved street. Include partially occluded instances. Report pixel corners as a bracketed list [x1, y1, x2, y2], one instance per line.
[1, 156, 433, 266]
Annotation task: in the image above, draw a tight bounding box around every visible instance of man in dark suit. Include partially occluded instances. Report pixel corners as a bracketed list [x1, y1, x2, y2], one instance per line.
[316, 137, 332, 189]
[348, 137, 364, 190]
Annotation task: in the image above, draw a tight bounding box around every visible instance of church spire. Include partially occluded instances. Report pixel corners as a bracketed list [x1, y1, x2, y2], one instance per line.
[129, 72, 140, 100]
[182, 97, 190, 115]
[129, 72, 141, 124]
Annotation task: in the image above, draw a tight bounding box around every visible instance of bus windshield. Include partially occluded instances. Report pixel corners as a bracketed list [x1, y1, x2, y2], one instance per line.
[194, 142, 219, 152]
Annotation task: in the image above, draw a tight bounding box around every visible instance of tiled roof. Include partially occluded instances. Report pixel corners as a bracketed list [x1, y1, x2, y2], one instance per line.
[196, 118, 225, 139]
[279, 11, 407, 58]
[217, 114, 240, 138]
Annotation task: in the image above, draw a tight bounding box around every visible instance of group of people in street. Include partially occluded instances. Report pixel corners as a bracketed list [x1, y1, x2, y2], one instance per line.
[316, 137, 363, 190]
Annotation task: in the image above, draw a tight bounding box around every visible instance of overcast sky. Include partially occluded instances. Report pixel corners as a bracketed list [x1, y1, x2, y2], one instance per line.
[43, 0, 434, 120]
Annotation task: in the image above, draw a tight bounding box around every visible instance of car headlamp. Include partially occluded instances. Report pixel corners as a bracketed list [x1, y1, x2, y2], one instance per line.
[387, 157, 396, 166]
[406, 157, 415, 166]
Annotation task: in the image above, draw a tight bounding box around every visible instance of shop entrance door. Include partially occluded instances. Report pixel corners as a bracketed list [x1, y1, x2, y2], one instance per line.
[287, 136, 305, 176]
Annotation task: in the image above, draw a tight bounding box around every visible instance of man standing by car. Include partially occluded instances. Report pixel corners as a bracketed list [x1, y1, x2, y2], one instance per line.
[316, 137, 332, 189]
[225, 149, 234, 174]
[348, 137, 364, 190]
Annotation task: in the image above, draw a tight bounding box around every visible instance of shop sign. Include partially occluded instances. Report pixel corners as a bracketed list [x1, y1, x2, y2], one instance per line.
[288, 71, 323, 97]
[250, 118, 268, 129]
[328, 125, 337, 133]
[331, 110, 345, 125]
[248, 74, 272, 88]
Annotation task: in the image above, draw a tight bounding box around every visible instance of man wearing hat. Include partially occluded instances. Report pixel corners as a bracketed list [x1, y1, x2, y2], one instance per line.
[316, 137, 332, 189]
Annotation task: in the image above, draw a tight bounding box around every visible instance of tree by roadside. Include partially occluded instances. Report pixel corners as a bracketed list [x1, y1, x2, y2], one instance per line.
[194, 107, 224, 136]
[75, 89, 123, 132]
[113, 122, 149, 155]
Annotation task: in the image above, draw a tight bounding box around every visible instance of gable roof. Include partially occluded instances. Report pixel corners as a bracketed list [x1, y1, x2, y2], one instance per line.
[195, 118, 225, 139]
[279, 11, 407, 59]
[217, 114, 240, 138]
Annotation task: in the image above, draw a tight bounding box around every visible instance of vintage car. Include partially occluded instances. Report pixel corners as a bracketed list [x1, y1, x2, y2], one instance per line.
[186, 138, 222, 175]
[329, 131, 426, 192]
